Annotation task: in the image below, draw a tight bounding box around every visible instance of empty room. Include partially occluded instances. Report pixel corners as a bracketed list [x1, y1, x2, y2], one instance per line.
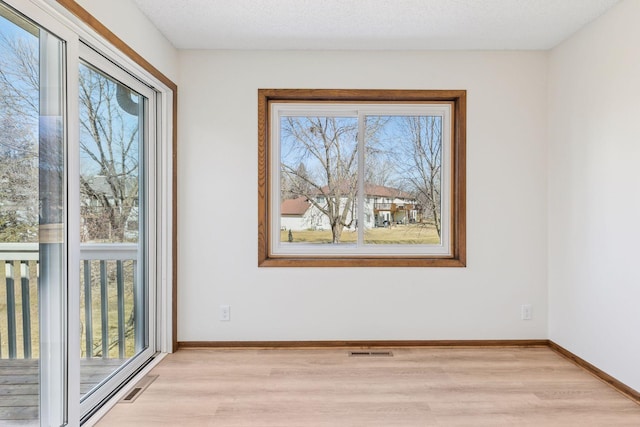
[0, 0, 639, 425]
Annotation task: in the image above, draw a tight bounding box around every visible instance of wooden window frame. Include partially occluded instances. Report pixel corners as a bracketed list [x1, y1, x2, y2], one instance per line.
[258, 89, 466, 267]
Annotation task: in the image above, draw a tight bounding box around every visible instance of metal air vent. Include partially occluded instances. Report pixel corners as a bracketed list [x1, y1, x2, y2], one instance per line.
[119, 375, 158, 403]
[348, 351, 393, 357]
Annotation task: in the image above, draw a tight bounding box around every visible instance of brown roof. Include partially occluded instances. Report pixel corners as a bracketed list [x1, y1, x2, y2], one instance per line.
[364, 184, 414, 199]
[312, 183, 414, 200]
[281, 196, 311, 215]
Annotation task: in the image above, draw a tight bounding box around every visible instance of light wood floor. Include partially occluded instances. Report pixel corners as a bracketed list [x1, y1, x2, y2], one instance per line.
[97, 347, 640, 426]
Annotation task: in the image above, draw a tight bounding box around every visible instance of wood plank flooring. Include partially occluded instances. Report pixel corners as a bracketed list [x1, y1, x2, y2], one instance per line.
[97, 347, 640, 426]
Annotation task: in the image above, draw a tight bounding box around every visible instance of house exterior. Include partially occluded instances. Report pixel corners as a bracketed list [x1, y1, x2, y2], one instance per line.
[280, 184, 420, 231]
[365, 184, 419, 227]
[280, 196, 311, 231]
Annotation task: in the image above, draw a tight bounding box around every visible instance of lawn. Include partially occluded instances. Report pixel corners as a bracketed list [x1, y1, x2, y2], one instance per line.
[281, 223, 440, 244]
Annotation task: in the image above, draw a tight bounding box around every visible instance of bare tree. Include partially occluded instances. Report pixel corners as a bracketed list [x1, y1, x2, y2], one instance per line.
[393, 116, 443, 236]
[365, 155, 396, 188]
[281, 117, 359, 243]
[0, 32, 38, 117]
[0, 28, 141, 243]
[0, 113, 38, 241]
[281, 162, 312, 201]
[0, 31, 39, 242]
[281, 116, 388, 243]
[78, 65, 140, 242]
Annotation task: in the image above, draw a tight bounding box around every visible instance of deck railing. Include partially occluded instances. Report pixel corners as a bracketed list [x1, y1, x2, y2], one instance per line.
[0, 242, 140, 360]
[373, 202, 392, 211]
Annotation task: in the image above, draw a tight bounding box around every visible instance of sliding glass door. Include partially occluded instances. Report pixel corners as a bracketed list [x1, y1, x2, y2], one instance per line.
[0, 1, 165, 424]
[77, 45, 156, 419]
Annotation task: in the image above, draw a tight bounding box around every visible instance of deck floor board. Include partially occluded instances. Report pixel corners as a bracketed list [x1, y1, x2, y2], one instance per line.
[0, 358, 125, 422]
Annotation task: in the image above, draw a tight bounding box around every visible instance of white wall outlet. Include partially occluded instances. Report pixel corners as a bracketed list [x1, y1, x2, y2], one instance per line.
[219, 304, 230, 321]
[521, 304, 532, 320]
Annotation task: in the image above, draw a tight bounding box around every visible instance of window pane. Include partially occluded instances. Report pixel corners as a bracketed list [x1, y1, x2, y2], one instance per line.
[0, 8, 39, 245]
[364, 115, 442, 245]
[0, 8, 40, 423]
[78, 62, 147, 400]
[280, 116, 358, 245]
[0, 4, 66, 423]
[79, 64, 141, 244]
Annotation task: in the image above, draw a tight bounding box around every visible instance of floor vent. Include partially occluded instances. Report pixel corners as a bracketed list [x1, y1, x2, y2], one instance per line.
[348, 351, 393, 357]
[119, 375, 158, 403]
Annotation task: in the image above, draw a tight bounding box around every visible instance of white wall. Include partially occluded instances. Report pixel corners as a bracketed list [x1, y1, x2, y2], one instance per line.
[548, 0, 640, 391]
[69, 0, 640, 394]
[73, 0, 178, 81]
[178, 50, 548, 341]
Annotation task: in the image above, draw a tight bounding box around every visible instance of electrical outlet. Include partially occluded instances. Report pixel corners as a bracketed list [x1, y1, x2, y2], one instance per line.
[219, 305, 230, 321]
[521, 304, 532, 320]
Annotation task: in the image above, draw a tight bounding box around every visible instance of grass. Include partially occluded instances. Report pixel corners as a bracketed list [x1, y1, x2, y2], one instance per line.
[281, 223, 441, 244]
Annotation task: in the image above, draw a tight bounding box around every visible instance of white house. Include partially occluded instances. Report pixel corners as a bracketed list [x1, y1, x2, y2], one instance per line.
[281, 184, 420, 231]
[279, 196, 311, 230]
[365, 184, 419, 227]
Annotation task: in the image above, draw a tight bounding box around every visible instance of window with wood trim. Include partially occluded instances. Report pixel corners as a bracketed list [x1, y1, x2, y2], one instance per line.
[258, 89, 466, 267]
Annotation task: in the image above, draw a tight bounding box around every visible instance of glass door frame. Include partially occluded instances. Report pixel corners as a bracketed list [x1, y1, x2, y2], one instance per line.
[76, 42, 158, 419]
[0, 1, 81, 424]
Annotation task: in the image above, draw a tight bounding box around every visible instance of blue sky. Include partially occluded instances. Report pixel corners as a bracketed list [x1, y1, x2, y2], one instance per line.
[280, 114, 443, 192]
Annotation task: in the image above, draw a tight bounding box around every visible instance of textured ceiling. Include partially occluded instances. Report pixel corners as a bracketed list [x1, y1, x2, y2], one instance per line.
[132, 0, 620, 50]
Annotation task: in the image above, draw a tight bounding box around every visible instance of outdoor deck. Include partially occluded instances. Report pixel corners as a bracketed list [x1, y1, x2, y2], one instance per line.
[0, 243, 140, 423]
[0, 358, 125, 423]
